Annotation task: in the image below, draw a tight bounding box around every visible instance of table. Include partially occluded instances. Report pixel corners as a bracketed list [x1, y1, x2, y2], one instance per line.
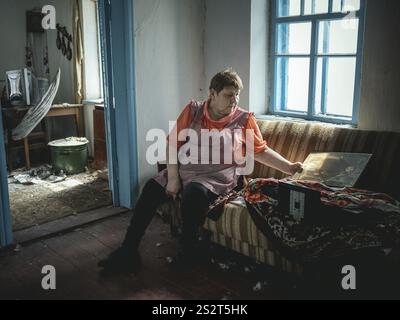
[46, 104, 85, 137]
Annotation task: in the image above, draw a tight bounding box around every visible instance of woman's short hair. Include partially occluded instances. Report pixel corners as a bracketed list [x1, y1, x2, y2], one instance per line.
[209, 68, 243, 94]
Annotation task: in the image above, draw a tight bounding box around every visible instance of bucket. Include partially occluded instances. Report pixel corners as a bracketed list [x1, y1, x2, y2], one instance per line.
[48, 137, 89, 174]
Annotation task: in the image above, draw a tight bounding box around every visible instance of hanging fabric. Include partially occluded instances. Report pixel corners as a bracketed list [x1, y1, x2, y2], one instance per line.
[12, 69, 61, 141]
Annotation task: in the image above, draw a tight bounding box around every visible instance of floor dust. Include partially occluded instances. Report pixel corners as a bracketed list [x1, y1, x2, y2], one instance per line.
[8, 167, 112, 231]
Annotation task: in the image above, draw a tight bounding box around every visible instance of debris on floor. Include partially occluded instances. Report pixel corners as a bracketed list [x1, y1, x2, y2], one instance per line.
[8, 165, 112, 231]
[10, 165, 66, 185]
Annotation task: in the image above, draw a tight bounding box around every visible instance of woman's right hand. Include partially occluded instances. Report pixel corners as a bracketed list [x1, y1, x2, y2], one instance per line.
[286, 161, 303, 176]
[166, 177, 181, 200]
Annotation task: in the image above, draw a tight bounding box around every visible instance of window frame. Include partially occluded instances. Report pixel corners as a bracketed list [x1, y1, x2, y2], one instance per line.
[270, 0, 366, 125]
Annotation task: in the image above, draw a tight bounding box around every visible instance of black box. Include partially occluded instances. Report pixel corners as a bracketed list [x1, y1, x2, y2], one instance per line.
[278, 181, 321, 223]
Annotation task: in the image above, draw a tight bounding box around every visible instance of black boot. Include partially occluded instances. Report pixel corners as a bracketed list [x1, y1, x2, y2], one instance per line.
[98, 246, 142, 276]
[98, 226, 143, 275]
[98, 179, 168, 276]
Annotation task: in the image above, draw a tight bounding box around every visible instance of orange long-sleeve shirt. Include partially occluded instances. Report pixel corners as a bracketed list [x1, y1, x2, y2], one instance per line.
[169, 101, 268, 153]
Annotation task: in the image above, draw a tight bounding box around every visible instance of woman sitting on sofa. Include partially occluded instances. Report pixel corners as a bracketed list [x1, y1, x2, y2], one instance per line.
[98, 68, 303, 275]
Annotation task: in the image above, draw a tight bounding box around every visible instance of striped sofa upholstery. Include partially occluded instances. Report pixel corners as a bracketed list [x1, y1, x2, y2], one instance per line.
[251, 120, 400, 199]
[162, 119, 400, 273]
[203, 202, 304, 274]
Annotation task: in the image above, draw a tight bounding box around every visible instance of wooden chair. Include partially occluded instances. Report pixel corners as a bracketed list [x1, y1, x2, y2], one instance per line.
[6, 123, 47, 171]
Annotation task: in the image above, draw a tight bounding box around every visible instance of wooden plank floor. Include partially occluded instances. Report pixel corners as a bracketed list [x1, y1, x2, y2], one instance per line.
[0, 212, 297, 300]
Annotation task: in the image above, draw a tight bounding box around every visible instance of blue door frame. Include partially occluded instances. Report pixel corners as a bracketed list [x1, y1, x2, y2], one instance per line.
[0, 0, 139, 245]
[0, 110, 12, 246]
[98, 0, 139, 208]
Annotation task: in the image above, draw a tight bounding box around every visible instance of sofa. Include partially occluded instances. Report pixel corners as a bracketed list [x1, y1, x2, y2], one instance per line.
[160, 118, 400, 274]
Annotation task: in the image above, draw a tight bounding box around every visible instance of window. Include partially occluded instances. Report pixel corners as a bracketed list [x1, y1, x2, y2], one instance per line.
[271, 0, 365, 124]
[82, 0, 103, 100]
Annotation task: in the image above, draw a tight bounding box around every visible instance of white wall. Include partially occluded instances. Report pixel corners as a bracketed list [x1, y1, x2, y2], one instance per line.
[0, 0, 40, 87]
[134, 0, 206, 184]
[204, 0, 251, 110]
[0, 0, 75, 103]
[358, 0, 400, 132]
[203, 0, 269, 114]
[249, 0, 270, 115]
[39, 0, 75, 104]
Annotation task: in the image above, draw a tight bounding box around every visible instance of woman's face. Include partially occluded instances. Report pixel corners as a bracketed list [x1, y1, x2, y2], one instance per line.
[209, 86, 240, 118]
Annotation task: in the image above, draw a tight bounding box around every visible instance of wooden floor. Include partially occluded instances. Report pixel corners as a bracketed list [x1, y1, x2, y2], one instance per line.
[0, 212, 296, 300]
[2, 211, 399, 300]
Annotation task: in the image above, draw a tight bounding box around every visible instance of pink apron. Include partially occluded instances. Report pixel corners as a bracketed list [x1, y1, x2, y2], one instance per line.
[154, 101, 249, 195]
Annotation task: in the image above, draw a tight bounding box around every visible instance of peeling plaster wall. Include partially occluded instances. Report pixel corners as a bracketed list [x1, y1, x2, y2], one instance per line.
[204, 0, 251, 110]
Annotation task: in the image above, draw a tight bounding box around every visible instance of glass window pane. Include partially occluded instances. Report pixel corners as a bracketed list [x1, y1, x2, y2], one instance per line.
[332, 0, 342, 12]
[343, 0, 360, 11]
[315, 58, 323, 114]
[332, 0, 360, 12]
[277, 0, 301, 17]
[304, 0, 329, 15]
[275, 58, 310, 112]
[277, 22, 312, 54]
[318, 19, 359, 54]
[315, 57, 356, 117]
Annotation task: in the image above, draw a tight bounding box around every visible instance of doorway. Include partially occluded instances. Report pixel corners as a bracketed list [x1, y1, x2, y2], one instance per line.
[0, 0, 138, 246]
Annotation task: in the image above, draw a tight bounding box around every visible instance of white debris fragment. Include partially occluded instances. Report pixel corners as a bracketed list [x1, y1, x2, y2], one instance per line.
[166, 256, 173, 263]
[252, 281, 263, 292]
[217, 263, 230, 270]
[221, 292, 232, 300]
[156, 243, 162, 247]
[252, 280, 269, 292]
[13, 244, 22, 252]
[47, 174, 67, 183]
[383, 248, 392, 256]
[14, 174, 34, 185]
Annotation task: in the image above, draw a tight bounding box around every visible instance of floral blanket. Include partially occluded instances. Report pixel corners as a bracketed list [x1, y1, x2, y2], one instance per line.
[209, 178, 400, 263]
